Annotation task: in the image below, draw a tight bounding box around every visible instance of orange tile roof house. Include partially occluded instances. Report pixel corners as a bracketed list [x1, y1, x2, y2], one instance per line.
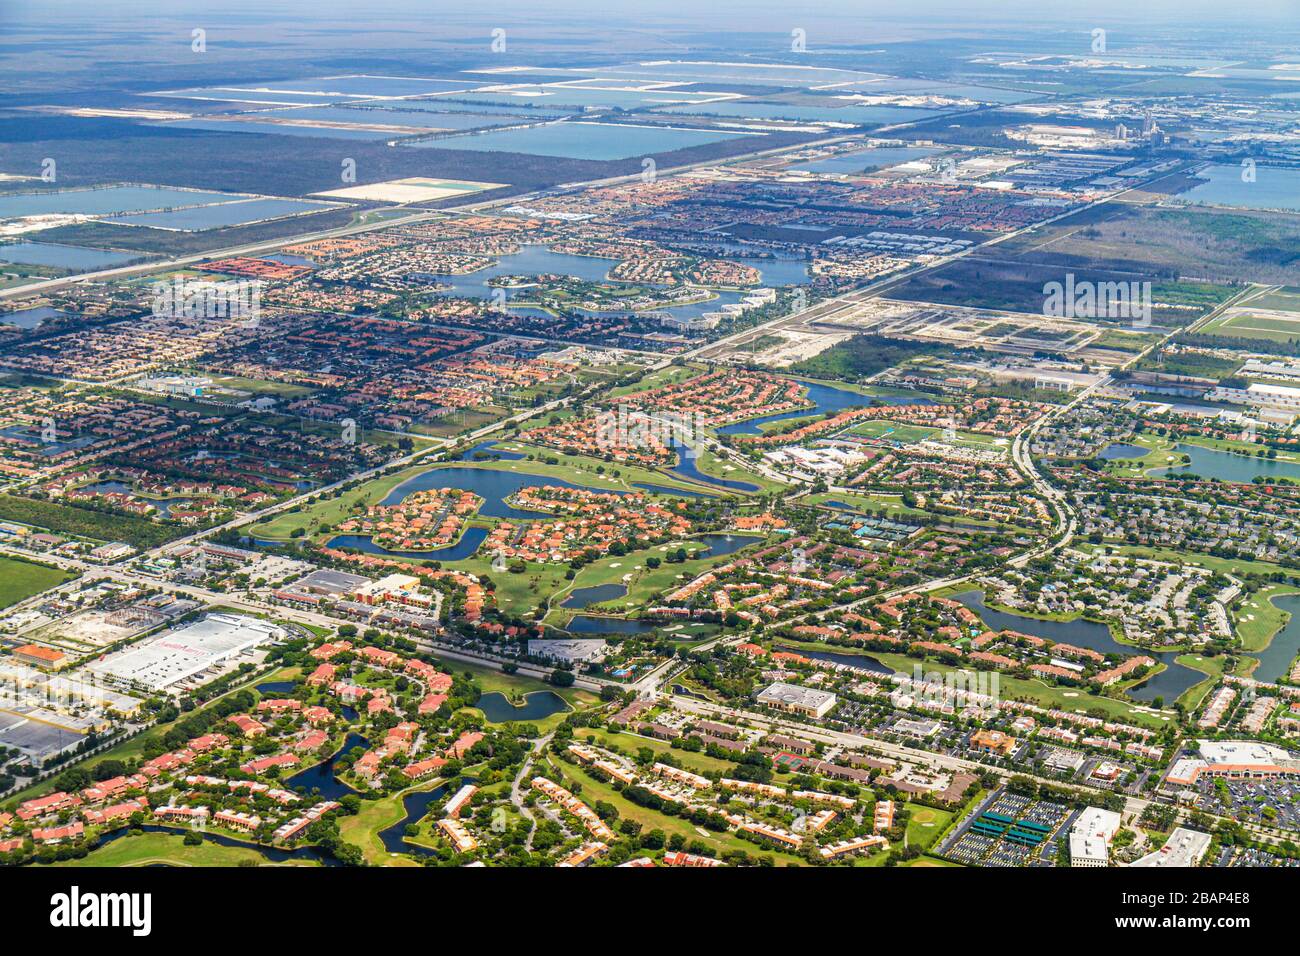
[32, 821, 84, 844]
[418, 693, 449, 715]
[970, 729, 1017, 755]
[446, 731, 484, 759]
[17, 791, 82, 821]
[307, 663, 336, 686]
[228, 714, 266, 737]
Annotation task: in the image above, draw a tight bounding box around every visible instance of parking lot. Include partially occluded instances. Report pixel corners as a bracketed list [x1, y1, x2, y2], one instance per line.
[1196, 776, 1300, 833]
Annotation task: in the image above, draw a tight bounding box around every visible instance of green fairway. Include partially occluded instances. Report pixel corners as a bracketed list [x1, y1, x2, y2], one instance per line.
[1236, 583, 1300, 653]
[339, 781, 444, 867]
[51, 831, 317, 867]
[580, 727, 741, 777]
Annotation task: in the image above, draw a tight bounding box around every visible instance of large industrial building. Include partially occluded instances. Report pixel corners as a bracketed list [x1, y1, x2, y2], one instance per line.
[756, 682, 837, 719]
[86, 613, 282, 693]
[1165, 739, 1300, 788]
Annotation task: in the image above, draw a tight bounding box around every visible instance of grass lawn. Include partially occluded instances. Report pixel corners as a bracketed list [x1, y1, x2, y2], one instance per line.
[51, 831, 317, 867]
[847, 420, 939, 444]
[603, 364, 705, 400]
[338, 783, 441, 867]
[1175, 652, 1245, 711]
[547, 533, 768, 619]
[904, 803, 954, 853]
[580, 727, 740, 778]
[907, 854, 964, 867]
[207, 374, 316, 399]
[0, 556, 74, 609]
[804, 490, 928, 519]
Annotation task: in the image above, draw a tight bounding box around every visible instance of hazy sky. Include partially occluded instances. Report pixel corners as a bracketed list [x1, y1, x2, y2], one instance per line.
[8, 0, 1299, 28]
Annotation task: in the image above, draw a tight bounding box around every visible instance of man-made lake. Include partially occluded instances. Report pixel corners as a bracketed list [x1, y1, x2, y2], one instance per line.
[327, 525, 490, 560]
[1247, 593, 1300, 684]
[658, 102, 940, 126]
[415, 244, 806, 312]
[1181, 164, 1300, 212]
[715, 380, 919, 436]
[561, 583, 628, 608]
[1154, 443, 1300, 484]
[255, 680, 298, 695]
[0, 184, 244, 218]
[954, 590, 1199, 704]
[790, 145, 941, 175]
[775, 643, 892, 675]
[1099, 442, 1147, 460]
[691, 532, 761, 557]
[475, 690, 569, 722]
[0, 241, 141, 269]
[380, 466, 594, 520]
[459, 440, 526, 461]
[0, 305, 71, 329]
[105, 197, 333, 231]
[669, 441, 761, 492]
[565, 615, 659, 635]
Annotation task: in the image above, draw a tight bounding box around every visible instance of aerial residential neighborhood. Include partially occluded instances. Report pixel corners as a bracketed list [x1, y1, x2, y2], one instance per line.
[0, 1, 1293, 935]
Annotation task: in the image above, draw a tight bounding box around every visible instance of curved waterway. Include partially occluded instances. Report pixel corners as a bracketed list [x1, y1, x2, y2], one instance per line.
[380, 466, 595, 520]
[1246, 593, 1300, 684]
[95, 824, 341, 866]
[376, 775, 480, 858]
[668, 440, 761, 492]
[774, 644, 892, 675]
[953, 590, 1199, 704]
[285, 732, 369, 801]
[327, 525, 490, 560]
[714, 380, 922, 437]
